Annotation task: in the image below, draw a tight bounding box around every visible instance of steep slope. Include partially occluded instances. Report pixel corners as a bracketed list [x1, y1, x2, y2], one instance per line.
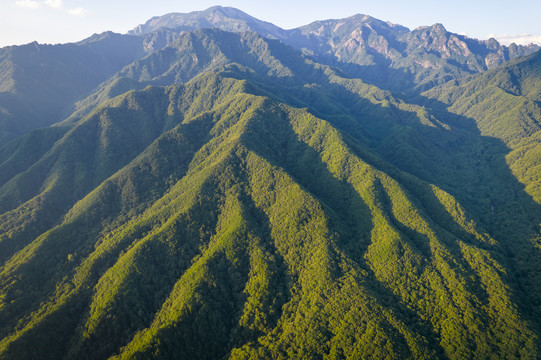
[0, 70, 538, 359]
[3, 7, 538, 147]
[0, 13, 540, 360]
[130, 7, 540, 92]
[0, 71, 248, 264]
[285, 17, 538, 91]
[64, 29, 303, 124]
[129, 5, 288, 40]
[0, 32, 146, 146]
[423, 50, 541, 204]
[89, 29, 541, 259]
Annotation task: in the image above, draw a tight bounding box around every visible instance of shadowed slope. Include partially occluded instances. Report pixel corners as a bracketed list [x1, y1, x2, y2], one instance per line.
[0, 25, 540, 360]
[0, 71, 537, 359]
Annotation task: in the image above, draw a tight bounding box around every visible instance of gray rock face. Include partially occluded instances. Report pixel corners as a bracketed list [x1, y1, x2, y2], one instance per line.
[129, 7, 540, 91]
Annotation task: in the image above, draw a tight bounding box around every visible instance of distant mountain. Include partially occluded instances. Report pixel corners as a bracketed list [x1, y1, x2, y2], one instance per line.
[130, 7, 540, 91]
[1, 8, 541, 360]
[1, 6, 538, 146]
[0, 32, 145, 146]
[293, 18, 539, 90]
[129, 5, 288, 40]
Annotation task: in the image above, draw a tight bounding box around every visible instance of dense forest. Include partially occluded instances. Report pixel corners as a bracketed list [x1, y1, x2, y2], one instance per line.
[0, 6, 540, 359]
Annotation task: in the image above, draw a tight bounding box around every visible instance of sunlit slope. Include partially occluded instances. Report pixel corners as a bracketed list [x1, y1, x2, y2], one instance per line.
[0, 72, 537, 359]
[0, 33, 145, 146]
[424, 50, 541, 204]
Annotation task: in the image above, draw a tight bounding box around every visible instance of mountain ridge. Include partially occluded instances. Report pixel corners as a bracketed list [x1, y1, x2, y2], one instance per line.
[128, 6, 289, 40]
[128, 6, 540, 91]
[1, 6, 539, 146]
[1, 67, 538, 358]
[0, 8, 540, 360]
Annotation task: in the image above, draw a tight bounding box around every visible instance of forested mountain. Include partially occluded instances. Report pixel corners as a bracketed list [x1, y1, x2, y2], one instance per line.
[423, 50, 541, 204]
[131, 6, 540, 91]
[0, 32, 146, 146]
[287, 18, 539, 90]
[0, 6, 541, 360]
[2, 6, 538, 147]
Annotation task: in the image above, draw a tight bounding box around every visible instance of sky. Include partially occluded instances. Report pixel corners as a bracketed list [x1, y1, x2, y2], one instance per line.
[1, 0, 540, 48]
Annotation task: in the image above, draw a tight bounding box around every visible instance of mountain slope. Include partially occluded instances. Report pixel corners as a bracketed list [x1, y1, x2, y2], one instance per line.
[0, 10, 540, 360]
[0, 70, 537, 359]
[2, 6, 538, 146]
[130, 7, 540, 92]
[129, 5, 288, 40]
[0, 33, 146, 146]
[423, 50, 541, 204]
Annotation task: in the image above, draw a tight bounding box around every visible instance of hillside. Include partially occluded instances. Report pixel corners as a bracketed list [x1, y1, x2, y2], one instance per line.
[0, 33, 146, 146]
[423, 50, 541, 204]
[1, 6, 538, 146]
[0, 67, 539, 359]
[131, 6, 540, 91]
[0, 9, 540, 360]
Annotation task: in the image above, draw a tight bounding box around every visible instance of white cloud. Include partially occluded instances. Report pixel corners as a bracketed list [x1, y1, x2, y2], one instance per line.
[13, 0, 89, 17]
[490, 33, 541, 46]
[44, 0, 62, 9]
[66, 7, 88, 16]
[14, 0, 42, 9]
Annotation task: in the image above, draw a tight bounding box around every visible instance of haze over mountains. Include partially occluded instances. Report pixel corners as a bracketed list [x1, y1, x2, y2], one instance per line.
[0, 6, 538, 147]
[0, 6, 540, 359]
[130, 7, 539, 89]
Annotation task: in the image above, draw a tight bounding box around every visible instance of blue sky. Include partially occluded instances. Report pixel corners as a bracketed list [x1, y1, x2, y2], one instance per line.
[1, 0, 540, 47]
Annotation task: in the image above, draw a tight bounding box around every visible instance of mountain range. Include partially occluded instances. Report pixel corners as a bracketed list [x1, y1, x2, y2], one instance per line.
[1, 6, 538, 147]
[0, 6, 540, 359]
